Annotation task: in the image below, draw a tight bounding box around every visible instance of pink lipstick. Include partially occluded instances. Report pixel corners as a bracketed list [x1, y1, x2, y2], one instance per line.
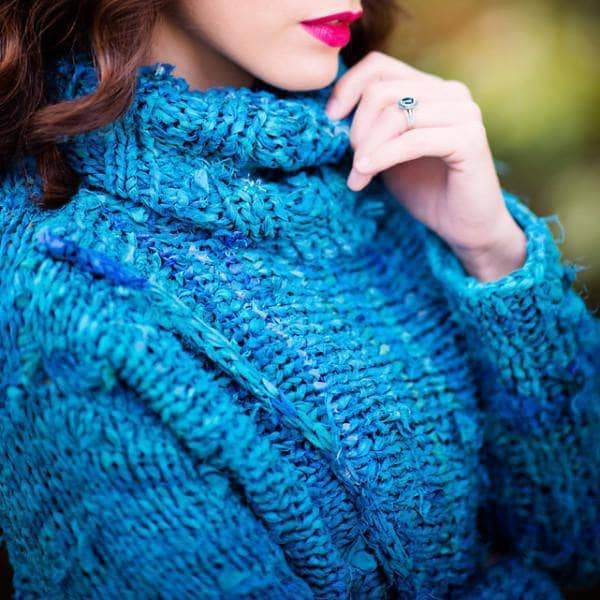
[301, 11, 363, 48]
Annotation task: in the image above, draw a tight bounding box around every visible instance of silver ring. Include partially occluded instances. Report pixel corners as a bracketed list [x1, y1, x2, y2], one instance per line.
[397, 96, 418, 129]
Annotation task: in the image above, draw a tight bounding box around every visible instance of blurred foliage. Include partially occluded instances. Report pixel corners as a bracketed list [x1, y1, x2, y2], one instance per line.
[386, 0, 599, 311]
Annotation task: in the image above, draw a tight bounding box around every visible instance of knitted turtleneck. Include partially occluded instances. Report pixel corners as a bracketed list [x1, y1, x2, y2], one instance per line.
[1, 50, 599, 599]
[46, 50, 382, 252]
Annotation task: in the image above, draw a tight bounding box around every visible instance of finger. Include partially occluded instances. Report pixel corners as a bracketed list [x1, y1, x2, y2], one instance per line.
[349, 79, 445, 148]
[353, 124, 486, 175]
[348, 106, 480, 192]
[326, 51, 443, 120]
[346, 168, 373, 191]
[352, 104, 406, 162]
[351, 94, 482, 151]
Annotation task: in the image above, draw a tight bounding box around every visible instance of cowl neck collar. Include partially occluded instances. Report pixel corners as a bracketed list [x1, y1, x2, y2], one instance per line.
[46, 51, 390, 244]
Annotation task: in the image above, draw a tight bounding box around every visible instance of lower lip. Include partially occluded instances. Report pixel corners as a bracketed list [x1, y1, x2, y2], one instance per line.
[301, 22, 352, 48]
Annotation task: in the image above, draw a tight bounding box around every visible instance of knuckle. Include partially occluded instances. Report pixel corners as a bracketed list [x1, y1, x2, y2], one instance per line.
[364, 50, 392, 70]
[367, 50, 385, 62]
[446, 79, 472, 98]
[424, 73, 444, 87]
[461, 121, 486, 147]
[360, 51, 379, 67]
[466, 100, 482, 120]
[471, 120, 486, 135]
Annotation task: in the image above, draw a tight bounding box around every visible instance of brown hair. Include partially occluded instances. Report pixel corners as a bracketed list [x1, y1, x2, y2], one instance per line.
[0, 0, 409, 209]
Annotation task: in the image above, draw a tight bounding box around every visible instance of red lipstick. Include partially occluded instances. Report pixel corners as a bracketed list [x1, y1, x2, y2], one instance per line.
[301, 11, 363, 48]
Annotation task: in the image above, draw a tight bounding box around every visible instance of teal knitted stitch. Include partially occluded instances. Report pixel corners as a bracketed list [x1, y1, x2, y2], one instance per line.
[1, 50, 599, 599]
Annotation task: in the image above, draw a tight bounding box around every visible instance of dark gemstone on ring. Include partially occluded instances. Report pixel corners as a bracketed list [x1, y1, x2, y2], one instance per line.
[398, 97, 417, 109]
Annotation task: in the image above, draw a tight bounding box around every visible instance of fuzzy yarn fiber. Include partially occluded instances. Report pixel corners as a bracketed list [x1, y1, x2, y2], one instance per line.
[1, 51, 599, 599]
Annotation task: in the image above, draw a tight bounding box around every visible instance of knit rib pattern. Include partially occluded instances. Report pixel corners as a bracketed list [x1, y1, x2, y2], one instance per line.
[0, 50, 598, 599]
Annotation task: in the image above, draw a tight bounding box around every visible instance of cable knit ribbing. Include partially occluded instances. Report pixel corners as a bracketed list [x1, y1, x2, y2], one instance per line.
[0, 50, 599, 599]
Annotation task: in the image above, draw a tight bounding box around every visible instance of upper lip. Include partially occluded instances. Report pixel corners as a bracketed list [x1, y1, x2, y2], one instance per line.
[301, 10, 363, 25]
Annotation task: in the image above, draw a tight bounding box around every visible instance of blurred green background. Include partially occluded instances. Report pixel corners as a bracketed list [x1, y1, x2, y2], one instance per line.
[386, 0, 599, 311]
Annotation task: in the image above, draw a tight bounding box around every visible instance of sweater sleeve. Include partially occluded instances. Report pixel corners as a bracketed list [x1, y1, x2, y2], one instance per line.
[0, 261, 323, 598]
[1, 335, 315, 599]
[418, 187, 600, 589]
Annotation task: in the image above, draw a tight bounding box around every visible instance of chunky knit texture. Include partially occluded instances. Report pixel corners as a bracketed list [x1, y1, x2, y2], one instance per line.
[1, 50, 599, 599]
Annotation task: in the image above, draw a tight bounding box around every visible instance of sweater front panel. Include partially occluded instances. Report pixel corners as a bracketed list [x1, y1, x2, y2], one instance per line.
[26, 173, 488, 596]
[1, 50, 592, 599]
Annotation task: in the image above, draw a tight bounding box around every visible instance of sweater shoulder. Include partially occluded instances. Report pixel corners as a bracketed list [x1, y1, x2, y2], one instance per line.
[0, 164, 220, 394]
[0, 158, 104, 284]
[0, 157, 141, 298]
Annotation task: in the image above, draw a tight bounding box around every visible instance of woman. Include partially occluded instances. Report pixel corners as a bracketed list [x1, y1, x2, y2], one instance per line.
[0, 0, 598, 598]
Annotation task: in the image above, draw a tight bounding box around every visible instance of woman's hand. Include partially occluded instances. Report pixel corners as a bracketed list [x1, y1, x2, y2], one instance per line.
[325, 51, 527, 282]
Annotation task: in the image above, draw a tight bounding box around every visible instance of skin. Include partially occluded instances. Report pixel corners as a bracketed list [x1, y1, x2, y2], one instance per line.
[146, 0, 350, 91]
[146, 1, 527, 283]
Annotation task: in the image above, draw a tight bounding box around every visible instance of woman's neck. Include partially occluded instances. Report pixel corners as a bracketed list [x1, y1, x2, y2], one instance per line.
[146, 12, 255, 92]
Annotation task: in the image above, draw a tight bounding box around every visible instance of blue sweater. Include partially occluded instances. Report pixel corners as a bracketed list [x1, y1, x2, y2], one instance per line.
[0, 51, 599, 599]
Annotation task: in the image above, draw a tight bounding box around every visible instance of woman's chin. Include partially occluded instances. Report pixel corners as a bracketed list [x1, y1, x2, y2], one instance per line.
[264, 55, 340, 92]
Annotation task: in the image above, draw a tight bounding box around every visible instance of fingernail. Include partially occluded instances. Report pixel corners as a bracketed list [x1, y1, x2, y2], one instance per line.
[354, 156, 372, 172]
[347, 168, 363, 189]
[325, 98, 342, 118]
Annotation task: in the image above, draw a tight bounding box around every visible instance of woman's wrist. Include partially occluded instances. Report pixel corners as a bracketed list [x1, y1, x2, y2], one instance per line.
[452, 217, 528, 283]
